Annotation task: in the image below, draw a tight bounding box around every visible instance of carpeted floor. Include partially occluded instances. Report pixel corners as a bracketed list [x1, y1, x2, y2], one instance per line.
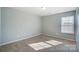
[0, 35, 77, 52]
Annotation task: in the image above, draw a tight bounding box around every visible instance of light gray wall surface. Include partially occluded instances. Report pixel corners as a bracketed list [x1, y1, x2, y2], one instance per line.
[41, 11, 76, 40]
[1, 8, 41, 44]
[1, 7, 76, 45]
[0, 8, 1, 44]
[76, 8, 79, 51]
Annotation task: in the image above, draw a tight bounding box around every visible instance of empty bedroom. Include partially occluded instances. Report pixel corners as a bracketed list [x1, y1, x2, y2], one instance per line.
[0, 7, 78, 52]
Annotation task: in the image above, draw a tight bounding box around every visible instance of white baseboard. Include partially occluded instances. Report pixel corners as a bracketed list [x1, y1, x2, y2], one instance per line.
[42, 33, 75, 41]
[0, 33, 75, 46]
[0, 33, 42, 46]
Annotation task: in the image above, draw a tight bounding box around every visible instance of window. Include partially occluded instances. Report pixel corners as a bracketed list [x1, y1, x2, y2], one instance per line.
[61, 16, 74, 34]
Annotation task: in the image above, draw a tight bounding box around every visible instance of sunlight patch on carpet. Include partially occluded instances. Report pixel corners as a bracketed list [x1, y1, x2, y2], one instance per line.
[46, 40, 63, 46]
[28, 42, 52, 50]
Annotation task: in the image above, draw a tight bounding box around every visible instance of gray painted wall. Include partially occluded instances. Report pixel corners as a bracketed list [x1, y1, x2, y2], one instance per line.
[0, 8, 1, 44]
[1, 8, 41, 44]
[41, 11, 75, 40]
[76, 8, 79, 51]
[1, 7, 76, 45]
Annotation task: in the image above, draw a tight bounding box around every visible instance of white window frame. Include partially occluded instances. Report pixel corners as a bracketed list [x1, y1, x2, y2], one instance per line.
[61, 16, 74, 34]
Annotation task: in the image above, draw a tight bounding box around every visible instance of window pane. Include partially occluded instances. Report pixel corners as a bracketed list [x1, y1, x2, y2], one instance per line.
[61, 16, 74, 34]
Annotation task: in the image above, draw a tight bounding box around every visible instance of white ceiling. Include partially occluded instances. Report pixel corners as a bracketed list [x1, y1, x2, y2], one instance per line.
[12, 7, 76, 16]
